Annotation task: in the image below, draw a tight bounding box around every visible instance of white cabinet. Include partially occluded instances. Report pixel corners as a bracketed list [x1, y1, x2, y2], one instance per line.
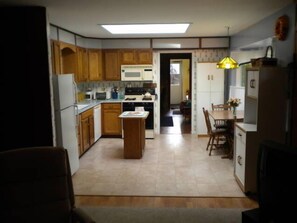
[246, 70, 259, 99]
[234, 67, 288, 194]
[234, 126, 246, 185]
[197, 62, 224, 134]
[234, 124, 257, 193]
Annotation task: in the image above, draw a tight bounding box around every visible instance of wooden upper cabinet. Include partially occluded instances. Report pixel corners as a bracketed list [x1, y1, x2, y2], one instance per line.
[51, 40, 61, 75]
[120, 49, 137, 64]
[104, 49, 120, 81]
[120, 49, 152, 65]
[76, 46, 89, 82]
[137, 49, 153, 64]
[59, 41, 77, 78]
[88, 49, 103, 81]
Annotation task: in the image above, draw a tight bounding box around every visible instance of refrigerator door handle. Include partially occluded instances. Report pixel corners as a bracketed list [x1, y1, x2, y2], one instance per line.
[73, 80, 78, 104]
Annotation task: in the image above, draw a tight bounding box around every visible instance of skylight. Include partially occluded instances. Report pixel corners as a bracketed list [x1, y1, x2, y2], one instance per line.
[101, 23, 190, 34]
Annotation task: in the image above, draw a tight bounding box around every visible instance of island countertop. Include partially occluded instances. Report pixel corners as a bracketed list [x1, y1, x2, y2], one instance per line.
[119, 111, 149, 119]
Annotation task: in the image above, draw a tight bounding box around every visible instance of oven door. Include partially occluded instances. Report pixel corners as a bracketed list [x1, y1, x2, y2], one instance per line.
[135, 102, 154, 130]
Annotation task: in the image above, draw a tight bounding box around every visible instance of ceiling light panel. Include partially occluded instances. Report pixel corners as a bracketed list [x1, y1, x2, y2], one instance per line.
[101, 23, 190, 34]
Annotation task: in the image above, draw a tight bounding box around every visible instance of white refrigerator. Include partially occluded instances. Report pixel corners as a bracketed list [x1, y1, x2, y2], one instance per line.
[52, 74, 79, 175]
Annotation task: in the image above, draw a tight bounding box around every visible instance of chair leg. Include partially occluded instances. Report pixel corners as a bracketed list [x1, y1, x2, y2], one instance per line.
[209, 135, 215, 156]
[206, 135, 211, 151]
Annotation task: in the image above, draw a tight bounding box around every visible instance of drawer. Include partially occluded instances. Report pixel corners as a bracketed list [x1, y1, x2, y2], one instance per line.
[102, 103, 121, 110]
[235, 126, 246, 144]
[81, 107, 93, 119]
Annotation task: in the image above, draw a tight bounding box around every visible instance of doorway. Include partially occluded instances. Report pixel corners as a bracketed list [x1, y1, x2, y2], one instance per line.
[160, 53, 192, 133]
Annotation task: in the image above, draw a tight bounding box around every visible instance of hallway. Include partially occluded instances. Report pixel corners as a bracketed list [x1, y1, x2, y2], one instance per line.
[160, 105, 191, 134]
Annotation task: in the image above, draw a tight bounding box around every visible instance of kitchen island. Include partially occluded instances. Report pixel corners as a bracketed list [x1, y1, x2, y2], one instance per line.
[119, 111, 149, 159]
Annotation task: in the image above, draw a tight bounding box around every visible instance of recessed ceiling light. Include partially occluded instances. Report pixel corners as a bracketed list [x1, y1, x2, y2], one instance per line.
[101, 23, 190, 34]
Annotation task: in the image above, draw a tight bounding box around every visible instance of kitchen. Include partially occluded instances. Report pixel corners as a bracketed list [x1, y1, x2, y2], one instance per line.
[0, 0, 290, 209]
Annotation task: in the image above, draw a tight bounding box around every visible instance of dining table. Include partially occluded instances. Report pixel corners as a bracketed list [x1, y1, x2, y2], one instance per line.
[208, 110, 244, 121]
[208, 109, 244, 159]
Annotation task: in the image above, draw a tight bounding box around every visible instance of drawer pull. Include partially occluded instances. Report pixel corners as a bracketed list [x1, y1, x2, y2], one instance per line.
[237, 155, 242, 166]
[238, 133, 242, 137]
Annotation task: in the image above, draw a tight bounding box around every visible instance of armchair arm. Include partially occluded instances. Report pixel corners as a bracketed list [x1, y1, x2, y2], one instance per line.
[72, 207, 96, 223]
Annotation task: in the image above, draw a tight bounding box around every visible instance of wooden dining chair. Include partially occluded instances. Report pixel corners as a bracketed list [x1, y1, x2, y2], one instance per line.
[211, 103, 232, 129]
[202, 107, 230, 156]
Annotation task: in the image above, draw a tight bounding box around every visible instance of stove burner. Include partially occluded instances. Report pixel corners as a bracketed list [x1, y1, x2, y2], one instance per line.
[125, 97, 136, 101]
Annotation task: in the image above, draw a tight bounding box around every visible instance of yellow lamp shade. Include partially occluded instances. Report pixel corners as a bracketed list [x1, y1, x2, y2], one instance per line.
[217, 56, 239, 69]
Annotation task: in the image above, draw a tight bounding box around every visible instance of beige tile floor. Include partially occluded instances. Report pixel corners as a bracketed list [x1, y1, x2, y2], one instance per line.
[72, 134, 245, 197]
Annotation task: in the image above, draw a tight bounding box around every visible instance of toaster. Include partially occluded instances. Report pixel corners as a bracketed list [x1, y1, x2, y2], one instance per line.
[96, 92, 106, 100]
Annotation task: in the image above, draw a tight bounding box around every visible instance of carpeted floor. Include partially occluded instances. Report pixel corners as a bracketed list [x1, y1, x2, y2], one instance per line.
[161, 116, 174, 126]
[81, 206, 247, 223]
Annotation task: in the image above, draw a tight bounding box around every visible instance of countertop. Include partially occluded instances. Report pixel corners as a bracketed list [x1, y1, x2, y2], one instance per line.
[119, 111, 149, 119]
[76, 97, 157, 115]
[76, 99, 123, 114]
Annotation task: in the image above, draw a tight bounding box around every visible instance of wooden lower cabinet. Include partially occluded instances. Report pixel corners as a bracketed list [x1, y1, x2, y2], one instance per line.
[102, 103, 122, 136]
[122, 118, 145, 159]
[79, 108, 94, 156]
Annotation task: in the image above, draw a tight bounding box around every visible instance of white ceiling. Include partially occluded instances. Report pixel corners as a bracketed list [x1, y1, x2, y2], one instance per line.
[1, 0, 293, 38]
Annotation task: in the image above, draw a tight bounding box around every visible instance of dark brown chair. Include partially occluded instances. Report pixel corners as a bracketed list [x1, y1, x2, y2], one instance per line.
[202, 107, 230, 156]
[0, 147, 95, 223]
[211, 103, 232, 129]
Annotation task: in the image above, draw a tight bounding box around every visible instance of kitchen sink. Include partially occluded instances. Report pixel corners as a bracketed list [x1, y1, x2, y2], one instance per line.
[76, 104, 89, 110]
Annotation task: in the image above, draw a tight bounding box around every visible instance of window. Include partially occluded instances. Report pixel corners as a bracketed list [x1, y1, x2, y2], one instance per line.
[170, 62, 181, 85]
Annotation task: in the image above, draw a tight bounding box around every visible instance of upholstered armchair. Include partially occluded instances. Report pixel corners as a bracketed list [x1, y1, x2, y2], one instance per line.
[0, 146, 95, 223]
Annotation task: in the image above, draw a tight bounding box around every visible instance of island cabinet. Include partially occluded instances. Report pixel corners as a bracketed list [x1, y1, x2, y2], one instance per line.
[119, 111, 149, 159]
[102, 103, 122, 136]
[88, 48, 103, 81]
[119, 49, 152, 65]
[79, 108, 94, 156]
[234, 67, 288, 194]
[103, 49, 121, 81]
[76, 46, 89, 82]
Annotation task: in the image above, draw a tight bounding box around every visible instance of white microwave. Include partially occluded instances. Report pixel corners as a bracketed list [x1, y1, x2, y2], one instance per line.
[121, 65, 153, 81]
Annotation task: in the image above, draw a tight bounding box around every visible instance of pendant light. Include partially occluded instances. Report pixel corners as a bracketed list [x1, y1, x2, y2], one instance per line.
[217, 26, 239, 69]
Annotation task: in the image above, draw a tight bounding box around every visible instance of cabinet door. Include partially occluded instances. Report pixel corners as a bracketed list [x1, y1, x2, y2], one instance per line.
[197, 63, 212, 92]
[88, 49, 103, 81]
[89, 115, 95, 145]
[102, 103, 122, 135]
[81, 116, 90, 152]
[76, 47, 89, 82]
[104, 50, 120, 81]
[120, 49, 136, 64]
[60, 42, 77, 76]
[234, 126, 246, 188]
[197, 62, 224, 135]
[247, 70, 259, 99]
[51, 40, 61, 75]
[137, 49, 152, 64]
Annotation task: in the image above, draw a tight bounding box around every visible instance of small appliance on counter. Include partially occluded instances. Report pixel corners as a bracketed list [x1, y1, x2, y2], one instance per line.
[95, 91, 106, 100]
[85, 89, 93, 100]
[111, 86, 119, 99]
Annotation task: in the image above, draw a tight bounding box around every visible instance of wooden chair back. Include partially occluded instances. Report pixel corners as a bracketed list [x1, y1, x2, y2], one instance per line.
[202, 107, 213, 135]
[211, 103, 232, 111]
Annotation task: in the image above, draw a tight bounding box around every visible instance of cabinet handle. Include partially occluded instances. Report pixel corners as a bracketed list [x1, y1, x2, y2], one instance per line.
[238, 133, 242, 137]
[211, 75, 213, 80]
[237, 155, 242, 166]
[208, 75, 210, 80]
[250, 79, 255, 88]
